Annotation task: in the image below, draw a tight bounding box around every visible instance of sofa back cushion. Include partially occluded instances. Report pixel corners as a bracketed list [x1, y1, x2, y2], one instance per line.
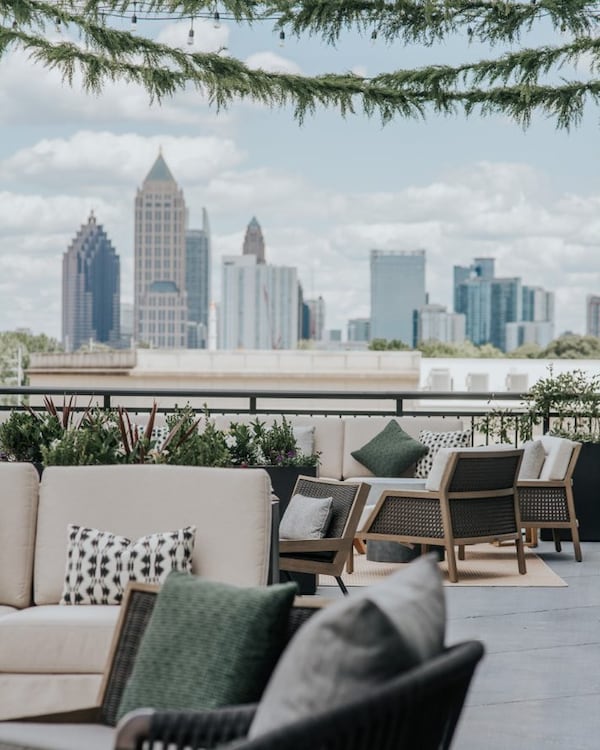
[0, 463, 39, 608]
[342, 417, 464, 480]
[34, 465, 273, 605]
[539, 435, 577, 481]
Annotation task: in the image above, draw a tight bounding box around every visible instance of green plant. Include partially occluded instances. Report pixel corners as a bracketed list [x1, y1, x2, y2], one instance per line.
[0, 410, 62, 462]
[162, 406, 231, 467]
[478, 367, 600, 444]
[255, 417, 320, 467]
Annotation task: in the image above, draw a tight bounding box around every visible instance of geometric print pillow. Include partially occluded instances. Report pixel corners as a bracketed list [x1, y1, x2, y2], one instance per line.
[414, 429, 472, 479]
[60, 525, 196, 605]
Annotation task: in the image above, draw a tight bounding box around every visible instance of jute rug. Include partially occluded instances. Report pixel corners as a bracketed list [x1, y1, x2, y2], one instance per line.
[319, 544, 567, 587]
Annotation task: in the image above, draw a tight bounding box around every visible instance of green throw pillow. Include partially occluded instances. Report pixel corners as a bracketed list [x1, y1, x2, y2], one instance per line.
[351, 420, 428, 476]
[116, 572, 297, 721]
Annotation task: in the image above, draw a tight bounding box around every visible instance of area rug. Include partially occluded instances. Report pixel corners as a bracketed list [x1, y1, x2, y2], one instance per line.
[319, 544, 567, 587]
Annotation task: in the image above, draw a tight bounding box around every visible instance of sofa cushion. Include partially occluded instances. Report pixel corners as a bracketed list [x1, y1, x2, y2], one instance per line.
[414, 429, 472, 479]
[0, 604, 120, 673]
[351, 420, 427, 477]
[518, 440, 546, 480]
[279, 494, 333, 540]
[61, 525, 196, 605]
[342, 417, 465, 480]
[0, 462, 39, 608]
[539, 435, 576, 481]
[0, 722, 114, 750]
[34, 465, 273, 604]
[249, 554, 445, 738]
[292, 425, 316, 458]
[116, 572, 297, 721]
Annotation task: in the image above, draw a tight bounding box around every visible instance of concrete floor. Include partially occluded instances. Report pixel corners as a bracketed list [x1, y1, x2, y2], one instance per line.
[317, 539, 600, 749]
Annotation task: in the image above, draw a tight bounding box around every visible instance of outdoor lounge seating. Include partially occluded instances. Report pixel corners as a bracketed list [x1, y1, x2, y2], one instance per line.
[278, 476, 369, 594]
[518, 436, 582, 561]
[361, 447, 526, 582]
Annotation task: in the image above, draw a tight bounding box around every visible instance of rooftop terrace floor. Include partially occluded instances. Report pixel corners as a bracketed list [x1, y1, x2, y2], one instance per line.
[317, 539, 600, 749]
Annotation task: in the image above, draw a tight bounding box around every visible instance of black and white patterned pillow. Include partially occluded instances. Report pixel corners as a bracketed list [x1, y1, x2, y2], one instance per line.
[414, 429, 472, 479]
[61, 525, 196, 605]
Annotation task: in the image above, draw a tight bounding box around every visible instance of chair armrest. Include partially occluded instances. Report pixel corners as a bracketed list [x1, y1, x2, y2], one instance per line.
[279, 539, 346, 553]
[517, 480, 567, 488]
[115, 704, 258, 750]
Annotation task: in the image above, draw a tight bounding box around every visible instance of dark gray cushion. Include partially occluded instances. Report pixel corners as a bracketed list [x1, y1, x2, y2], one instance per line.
[351, 420, 428, 476]
[116, 572, 297, 721]
[279, 494, 333, 540]
[249, 554, 445, 738]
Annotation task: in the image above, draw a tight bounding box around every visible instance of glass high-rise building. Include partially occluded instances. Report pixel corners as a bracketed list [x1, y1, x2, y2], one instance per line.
[242, 216, 266, 264]
[186, 208, 211, 349]
[134, 151, 188, 349]
[370, 249, 426, 347]
[62, 212, 120, 352]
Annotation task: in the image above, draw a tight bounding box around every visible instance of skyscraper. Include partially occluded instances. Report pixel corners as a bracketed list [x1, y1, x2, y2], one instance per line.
[587, 295, 600, 338]
[62, 212, 120, 352]
[134, 151, 187, 348]
[370, 249, 426, 347]
[306, 296, 326, 341]
[489, 277, 522, 351]
[242, 216, 266, 264]
[186, 208, 211, 349]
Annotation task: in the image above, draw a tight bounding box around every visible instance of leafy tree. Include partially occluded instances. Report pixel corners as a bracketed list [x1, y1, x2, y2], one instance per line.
[1, 0, 599, 128]
[540, 334, 600, 359]
[506, 342, 543, 359]
[0, 330, 62, 386]
[417, 339, 503, 358]
[368, 338, 410, 351]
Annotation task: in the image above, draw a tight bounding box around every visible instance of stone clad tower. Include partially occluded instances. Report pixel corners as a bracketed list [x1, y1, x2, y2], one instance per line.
[242, 216, 266, 264]
[134, 151, 188, 348]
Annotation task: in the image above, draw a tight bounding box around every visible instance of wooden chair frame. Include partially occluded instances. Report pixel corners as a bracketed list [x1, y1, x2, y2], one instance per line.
[361, 449, 526, 583]
[279, 476, 369, 594]
[518, 442, 582, 561]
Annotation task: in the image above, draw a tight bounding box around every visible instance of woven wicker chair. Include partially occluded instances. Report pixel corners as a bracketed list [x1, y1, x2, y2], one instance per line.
[115, 639, 484, 750]
[518, 442, 582, 561]
[278, 476, 369, 595]
[361, 448, 526, 583]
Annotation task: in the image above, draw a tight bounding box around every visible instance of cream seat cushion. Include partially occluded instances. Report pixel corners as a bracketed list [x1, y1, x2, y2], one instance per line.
[0, 722, 114, 750]
[0, 605, 17, 618]
[0, 604, 120, 673]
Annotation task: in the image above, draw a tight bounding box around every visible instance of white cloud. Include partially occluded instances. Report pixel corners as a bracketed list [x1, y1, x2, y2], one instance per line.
[245, 51, 303, 75]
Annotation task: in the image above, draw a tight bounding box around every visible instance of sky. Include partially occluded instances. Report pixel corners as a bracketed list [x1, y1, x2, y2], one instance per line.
[1, 13, 599, 342]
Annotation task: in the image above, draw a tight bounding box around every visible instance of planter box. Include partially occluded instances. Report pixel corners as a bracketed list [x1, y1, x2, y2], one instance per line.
[541, 442, 600, 542]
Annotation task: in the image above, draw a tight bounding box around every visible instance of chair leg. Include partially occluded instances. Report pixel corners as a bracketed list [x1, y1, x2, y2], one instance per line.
[515, 536, 527, 575]
[458, 545, 465, 561]
[551, 529, 562, 553]
[445, 544, 459, 583]
[346, 550, 354, 575]
[354, 538, 367, 555]
[336, 576, 349, 596]
[524, 527, 538, 547]
[571, 523, 583, 562]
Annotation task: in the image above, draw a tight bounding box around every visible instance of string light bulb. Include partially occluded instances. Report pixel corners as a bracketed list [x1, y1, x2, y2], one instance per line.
[187, 17, 194, 45]
[370, 29, 377, 44]
[279, 29, 285, 47]
[55, 15, 62, 32]
[213, 10, 220, 28]
[131, 1, 138, 30]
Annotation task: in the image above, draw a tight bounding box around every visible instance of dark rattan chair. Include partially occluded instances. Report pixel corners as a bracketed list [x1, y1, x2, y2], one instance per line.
[518, 441, 582, 561]
[278, 476, 369, 595]
[114, 640, 484, 750]
[362, 448, 526, 583]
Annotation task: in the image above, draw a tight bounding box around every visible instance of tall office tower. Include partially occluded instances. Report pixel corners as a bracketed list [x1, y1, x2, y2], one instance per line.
[523, 285, 555, 324]
[417, 305, 465, 344]
[134, 151, 188, 349]
[220, 255, 299, 349]
[455, 276, 492, 345]
[62, 212, 120, 353]
[186, 208, 211, 349]
[242, 216, 266, 264]
[347, 318, 371, 342]
[370, 249, 426, 347]
[505, 321, 554, 351]
[306, 296, 326, 341]
[489, 277, 522, 351]
[587, 295, 600, 338]
[453, 257, 495, 313]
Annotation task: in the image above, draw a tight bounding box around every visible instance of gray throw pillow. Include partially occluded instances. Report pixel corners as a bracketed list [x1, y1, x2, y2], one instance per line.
[518, 440, 546, 479]
[279, 494, 333, 540]
[116, 572, 297, 722]
[351, 420, 428, 476]
[248, 554, 445, 738]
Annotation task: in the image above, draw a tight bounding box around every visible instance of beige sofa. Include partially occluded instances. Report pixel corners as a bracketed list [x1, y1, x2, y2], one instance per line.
[0, 463, 274, 721]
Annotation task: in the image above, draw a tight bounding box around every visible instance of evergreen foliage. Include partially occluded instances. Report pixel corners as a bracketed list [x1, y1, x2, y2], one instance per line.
[1, 0, 599, 127]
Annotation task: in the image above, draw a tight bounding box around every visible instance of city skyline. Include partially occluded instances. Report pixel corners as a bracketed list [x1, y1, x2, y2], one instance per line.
[1, 18, 599, 341]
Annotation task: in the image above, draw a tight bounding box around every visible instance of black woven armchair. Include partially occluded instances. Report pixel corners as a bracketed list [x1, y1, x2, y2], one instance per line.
[362, 448, 526, 583]
[115, 640, 484, 750]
